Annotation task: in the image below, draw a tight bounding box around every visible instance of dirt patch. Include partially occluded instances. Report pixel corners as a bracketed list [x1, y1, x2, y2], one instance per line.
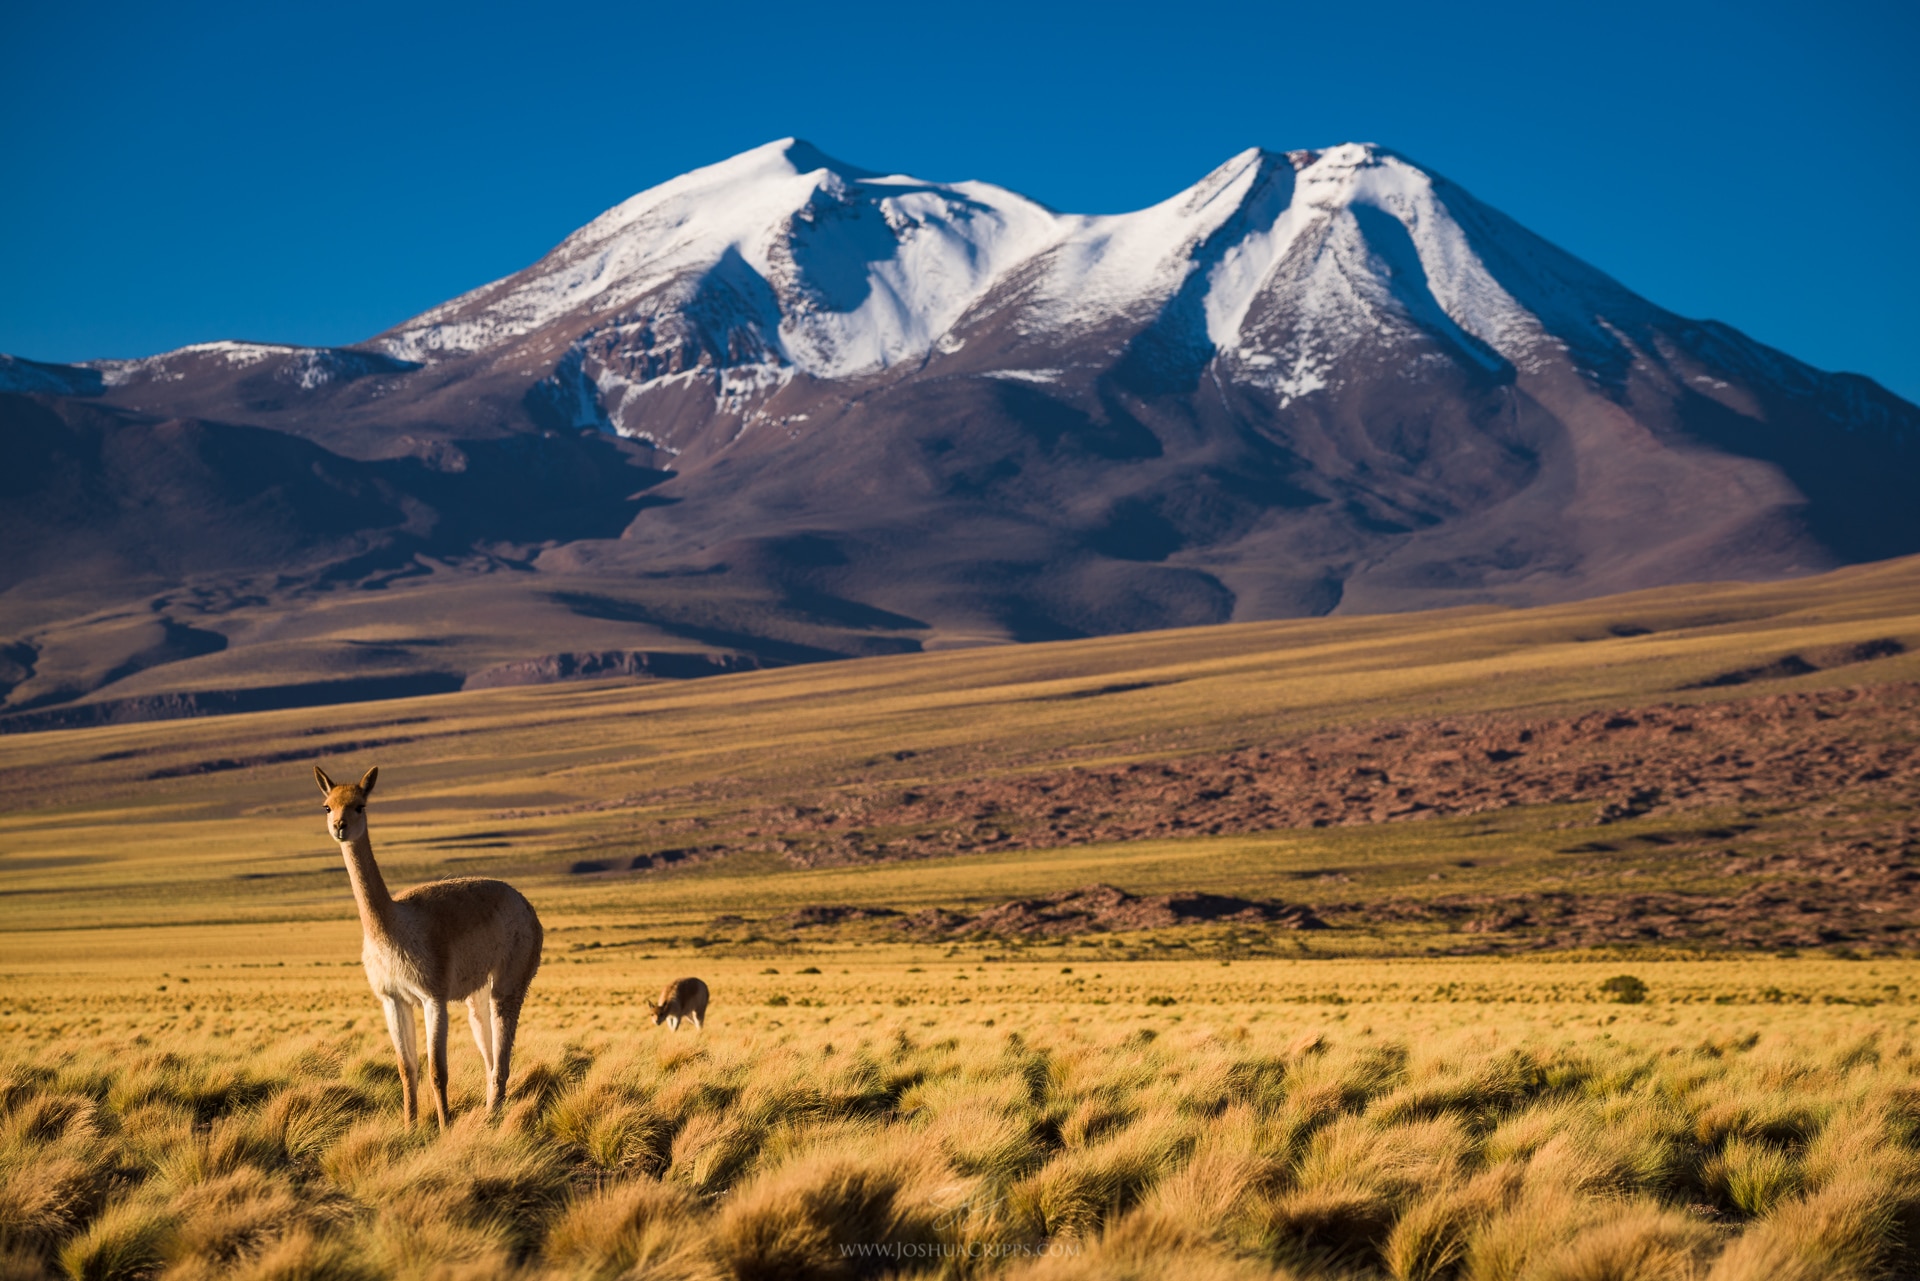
[778, 904, 904, 928]
[891, 884, 1325, 939]
[1352, 823, 1920, 952]
[755, 683, 1920, 865]
[568, 844, 728, 875]
[723, 681, 1920, 951]
[628, 845, 727, 871]
[1682, 638, 1904, 689]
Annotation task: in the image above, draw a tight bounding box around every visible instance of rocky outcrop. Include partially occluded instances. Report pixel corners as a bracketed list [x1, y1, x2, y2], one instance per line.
[462, 649, 766, 689]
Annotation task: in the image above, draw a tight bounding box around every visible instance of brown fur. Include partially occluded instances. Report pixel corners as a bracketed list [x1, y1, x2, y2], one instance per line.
[652, 977, 709, 1031]
[317, 764, 543, 1128]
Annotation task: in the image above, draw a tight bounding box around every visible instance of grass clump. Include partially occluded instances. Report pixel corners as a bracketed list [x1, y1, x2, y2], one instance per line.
[544, 1180, 714, 1280]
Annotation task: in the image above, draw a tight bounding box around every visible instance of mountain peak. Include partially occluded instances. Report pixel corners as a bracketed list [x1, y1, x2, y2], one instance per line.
[1314, 141, 1386, 163]
[673, 137, 873, 187]
[776, 138, 872, 180]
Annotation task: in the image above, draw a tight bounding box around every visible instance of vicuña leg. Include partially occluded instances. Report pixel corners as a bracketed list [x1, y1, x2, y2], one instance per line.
[381, 996, 420, 1127]
[466, 987, 497, 1084]
[423, 998, 452, 1130]
[489, 989, 525, 1118]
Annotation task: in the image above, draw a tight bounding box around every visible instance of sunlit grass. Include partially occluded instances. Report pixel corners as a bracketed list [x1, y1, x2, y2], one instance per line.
[2, 954, 1918, 1278]
[3, 948, 1919, 1277]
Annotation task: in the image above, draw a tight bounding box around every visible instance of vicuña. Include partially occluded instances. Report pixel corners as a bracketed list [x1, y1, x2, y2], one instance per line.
[652, 977, 709, 1031]
[315, 765, 543, 1128]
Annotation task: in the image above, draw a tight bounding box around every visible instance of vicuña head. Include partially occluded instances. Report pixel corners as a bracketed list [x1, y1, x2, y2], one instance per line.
[314, 764, 544, 1131]
[318, 765, 376, 843]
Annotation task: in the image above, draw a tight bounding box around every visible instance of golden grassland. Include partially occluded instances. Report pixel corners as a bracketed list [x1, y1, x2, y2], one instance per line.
[3, 557, 1920, 1276]
[4, 944, 1920, 1279]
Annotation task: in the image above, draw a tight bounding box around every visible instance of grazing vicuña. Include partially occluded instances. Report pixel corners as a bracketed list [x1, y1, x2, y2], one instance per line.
[652, 976, 709, 1030]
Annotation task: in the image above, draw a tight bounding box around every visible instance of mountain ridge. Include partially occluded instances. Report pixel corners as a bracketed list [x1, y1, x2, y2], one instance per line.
[2, 138, 1916, 727]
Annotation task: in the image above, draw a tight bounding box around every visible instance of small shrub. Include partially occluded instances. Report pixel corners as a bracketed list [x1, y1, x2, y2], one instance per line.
[547, 1092, 674, 1177]
[1144, 997, 1177, 1008]
[1599, 976, 1648, 1005]
[247, 1083, 372, 1166]
[187, 1225, 377, 1281]
[1010, 1147, 1157, 1241]
[163, 1167, 328, 1274]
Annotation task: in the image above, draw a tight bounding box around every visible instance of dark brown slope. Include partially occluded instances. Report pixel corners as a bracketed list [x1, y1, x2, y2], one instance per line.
[4, 313, 1916, 726]
[0, 391, 676, 588]
[565, 321, 1916, 639]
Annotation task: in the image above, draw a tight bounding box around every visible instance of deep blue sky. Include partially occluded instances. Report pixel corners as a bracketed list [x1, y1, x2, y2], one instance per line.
[4, 0, 1916, 400]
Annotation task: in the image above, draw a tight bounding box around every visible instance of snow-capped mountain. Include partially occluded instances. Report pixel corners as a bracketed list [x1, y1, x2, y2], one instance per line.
[43, 136, 1915, 462]
[339, 139, 1677, 438]
[3, 138, 1917, 725]
[336, 139, 1876, 441]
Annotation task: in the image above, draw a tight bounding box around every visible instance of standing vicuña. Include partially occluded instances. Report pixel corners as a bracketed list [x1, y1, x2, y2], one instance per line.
[653, 977, 709, 1030]
[316, 765, 543, 1128]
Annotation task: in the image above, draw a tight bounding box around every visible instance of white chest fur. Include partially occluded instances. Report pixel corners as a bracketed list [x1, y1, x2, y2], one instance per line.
[362, 927, 431, 1003]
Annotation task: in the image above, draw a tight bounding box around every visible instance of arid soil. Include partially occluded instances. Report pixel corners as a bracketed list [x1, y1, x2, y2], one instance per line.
[739, 681, 1920, 950]
[1355, 848, 1920, 952]
[759, 682, 1919, 860]
[776, 884, 1325, 940]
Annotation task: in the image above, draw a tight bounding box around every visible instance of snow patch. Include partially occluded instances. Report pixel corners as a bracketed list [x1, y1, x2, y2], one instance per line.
[87, 341, 416, 389]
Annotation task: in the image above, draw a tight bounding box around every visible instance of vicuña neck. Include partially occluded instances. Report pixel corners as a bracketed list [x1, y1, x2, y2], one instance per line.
[339, 831, 396, 936]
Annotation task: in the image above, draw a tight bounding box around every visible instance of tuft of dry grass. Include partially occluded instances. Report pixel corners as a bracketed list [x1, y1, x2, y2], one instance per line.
[711, 1136, 949, 1280]
[544, 1179, 715, 1281]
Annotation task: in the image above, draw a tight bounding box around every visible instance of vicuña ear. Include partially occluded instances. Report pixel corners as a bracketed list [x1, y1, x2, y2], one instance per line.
[315, 766, 334, 795]
[359, 766, 379, 795]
